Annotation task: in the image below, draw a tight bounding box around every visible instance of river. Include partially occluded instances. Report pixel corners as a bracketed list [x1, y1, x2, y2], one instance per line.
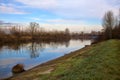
[0, 39, 91, 79]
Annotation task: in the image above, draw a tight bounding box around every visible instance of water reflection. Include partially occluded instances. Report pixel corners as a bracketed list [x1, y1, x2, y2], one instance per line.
[0, 39, 91, 79]
[29, 42, 40, 58]
[0, 40, 70, 57]
[27, 40, 70, 58]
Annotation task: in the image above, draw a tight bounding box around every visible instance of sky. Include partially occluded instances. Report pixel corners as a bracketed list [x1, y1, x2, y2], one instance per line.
[0, 0, 119, 32]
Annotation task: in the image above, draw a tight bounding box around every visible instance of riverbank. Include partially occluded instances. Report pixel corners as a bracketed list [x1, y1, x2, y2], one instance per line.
[6, 39, 120, 80]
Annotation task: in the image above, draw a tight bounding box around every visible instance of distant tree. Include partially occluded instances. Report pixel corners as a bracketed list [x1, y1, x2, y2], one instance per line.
[118, 9, 120, 36]
[117, 9, 120, 34]
[81, 31, 84, 39]
[65, 28, 70, 39]
[113, 9, 120, 39]
[0, 27, 6, 39]
[10, 26, 21, 37]
[65, 28, 70, 35]
[29, 22, 39, 39]
[102, 11, 115, 39]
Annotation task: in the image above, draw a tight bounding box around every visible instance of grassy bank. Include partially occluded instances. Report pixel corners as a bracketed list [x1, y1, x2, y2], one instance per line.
[7, 39, 120, 80]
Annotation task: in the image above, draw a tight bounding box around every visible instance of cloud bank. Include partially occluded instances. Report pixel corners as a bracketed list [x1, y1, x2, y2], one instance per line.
[0, 0, 119, 32]
[0, 3, 27, 14]
[15, 0, 119, 19]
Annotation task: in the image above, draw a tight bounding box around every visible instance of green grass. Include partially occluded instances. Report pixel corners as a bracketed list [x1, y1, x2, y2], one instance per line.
[8, 39, 120, 80]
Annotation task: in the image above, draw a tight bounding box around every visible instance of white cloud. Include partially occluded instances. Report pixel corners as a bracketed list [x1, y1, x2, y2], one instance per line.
[15, 0, 119, 19]
[16, 0, 57, 9]
[0, 3, 27, 14]
[45, 19, 87, 24]
[30, 17, 41, 21]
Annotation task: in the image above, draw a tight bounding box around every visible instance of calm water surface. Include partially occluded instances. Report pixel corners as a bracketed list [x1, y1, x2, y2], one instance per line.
[0, 39, 91, 79]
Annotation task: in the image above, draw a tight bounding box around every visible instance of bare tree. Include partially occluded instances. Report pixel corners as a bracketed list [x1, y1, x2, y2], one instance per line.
[29, 22, 39, 39]
[102, 11, 115, 39]
[65, 28, 70, 35]
[10, 26, 21, 38]
[118, 9, 120, 28]
[114, 9, 120, 39]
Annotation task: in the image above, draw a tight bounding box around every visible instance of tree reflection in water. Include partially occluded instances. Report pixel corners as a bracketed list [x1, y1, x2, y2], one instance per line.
[28, 42, 39, 58]
[0, 40, 70, 58]
[28, 41, 70, 58]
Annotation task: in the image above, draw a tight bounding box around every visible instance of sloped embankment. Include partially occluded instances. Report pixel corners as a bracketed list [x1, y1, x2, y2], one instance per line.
[7, 40, 120, 80]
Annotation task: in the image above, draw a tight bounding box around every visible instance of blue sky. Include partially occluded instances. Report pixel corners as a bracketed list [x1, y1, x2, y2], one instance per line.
[0, 0, 119, 32]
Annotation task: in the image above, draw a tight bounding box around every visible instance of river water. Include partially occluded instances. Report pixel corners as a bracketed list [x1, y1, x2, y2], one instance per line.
[0, 39, 91, 79]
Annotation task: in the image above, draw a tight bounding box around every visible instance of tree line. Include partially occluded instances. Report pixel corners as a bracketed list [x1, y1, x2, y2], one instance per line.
[102, 9, 120, 40]
[0, 22, 72, 43]
[0, 22, 101, 44]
